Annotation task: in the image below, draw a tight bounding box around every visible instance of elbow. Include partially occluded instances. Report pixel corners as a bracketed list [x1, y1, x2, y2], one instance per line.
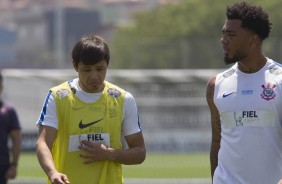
[137, 148, 146, 164]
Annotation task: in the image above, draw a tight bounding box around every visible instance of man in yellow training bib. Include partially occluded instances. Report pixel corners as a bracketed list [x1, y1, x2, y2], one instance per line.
[36, 34, 146, 184]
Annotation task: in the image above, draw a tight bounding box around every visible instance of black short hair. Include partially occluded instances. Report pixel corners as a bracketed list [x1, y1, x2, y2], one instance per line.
[226, 1, 272, 40]
[72, 34, 110, 67]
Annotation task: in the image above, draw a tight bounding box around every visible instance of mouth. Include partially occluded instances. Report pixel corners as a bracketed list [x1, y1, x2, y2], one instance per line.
[89, 82, 99, 88]
[88, 81, 104, 91]
[223, 47, 230, 55]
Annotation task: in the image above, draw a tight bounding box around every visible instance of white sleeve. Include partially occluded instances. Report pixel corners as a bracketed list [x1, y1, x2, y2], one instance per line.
[122, 92, 142, 136]
[36, 91, 58, 129]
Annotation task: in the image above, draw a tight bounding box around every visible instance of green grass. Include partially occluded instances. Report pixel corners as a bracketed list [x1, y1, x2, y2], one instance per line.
[18, 152, 210, 179]
[18, 152, 45, 178]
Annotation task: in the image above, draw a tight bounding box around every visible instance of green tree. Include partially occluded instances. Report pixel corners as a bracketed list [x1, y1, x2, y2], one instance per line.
[110, 0, 282, 69]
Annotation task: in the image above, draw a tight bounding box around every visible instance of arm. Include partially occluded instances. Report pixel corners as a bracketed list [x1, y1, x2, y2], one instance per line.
[5, 129, 21, 179]
[80, 131, 146, 165]
[206, 76, 221, 179]
[118, 131, 146, 165]
[36, 125, 70, 184]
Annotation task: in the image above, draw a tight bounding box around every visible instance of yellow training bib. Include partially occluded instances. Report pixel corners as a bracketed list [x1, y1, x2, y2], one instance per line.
[49, 81, 125, 184]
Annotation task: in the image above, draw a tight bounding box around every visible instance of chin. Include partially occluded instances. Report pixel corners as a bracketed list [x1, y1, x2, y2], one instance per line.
[224, 56, 237, 65]
[91, 85, 104, 93]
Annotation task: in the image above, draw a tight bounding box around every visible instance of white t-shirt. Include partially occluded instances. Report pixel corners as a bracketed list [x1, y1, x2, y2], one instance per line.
[37, 78, 142, 136]
[213, 58, 282, 184]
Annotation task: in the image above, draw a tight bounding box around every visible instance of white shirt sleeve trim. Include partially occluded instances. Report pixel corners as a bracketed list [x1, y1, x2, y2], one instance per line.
[122, 92, 142, 136]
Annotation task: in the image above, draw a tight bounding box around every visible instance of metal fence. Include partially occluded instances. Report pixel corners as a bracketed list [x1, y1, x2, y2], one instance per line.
[3, 69, 221, 152]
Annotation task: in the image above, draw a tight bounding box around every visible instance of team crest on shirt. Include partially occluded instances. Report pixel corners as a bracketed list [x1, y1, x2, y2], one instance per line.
[107, 88, 121, 98]
[261, 83, 276, 101]
[56, 88, 70, 98]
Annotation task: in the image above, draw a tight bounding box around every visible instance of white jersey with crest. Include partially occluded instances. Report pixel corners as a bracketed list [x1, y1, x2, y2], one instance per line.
[213, 58, 282, 184]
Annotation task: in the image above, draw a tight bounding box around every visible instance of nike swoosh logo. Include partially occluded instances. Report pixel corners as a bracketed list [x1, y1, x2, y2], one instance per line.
[223, 92, 235, 98]
[79, 118, 104, 129]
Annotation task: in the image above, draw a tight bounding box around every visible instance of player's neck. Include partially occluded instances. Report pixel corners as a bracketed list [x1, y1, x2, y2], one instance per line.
[238, 54, 267, 74]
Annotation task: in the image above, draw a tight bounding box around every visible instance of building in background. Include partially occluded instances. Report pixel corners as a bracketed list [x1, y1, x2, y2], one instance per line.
[0, 0, 181, 68]
[0, 27, 16, 66]
[14, 7, 100, 68]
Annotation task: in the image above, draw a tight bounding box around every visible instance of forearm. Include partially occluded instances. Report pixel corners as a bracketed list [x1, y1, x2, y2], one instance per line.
[36, 143, 58, 178]
[210, 141, 220, 178]
[10, 130, 21, 165]
[11, 143, 20, 166]
[108, 146, 146, 165]
[80, 132, 146, 165]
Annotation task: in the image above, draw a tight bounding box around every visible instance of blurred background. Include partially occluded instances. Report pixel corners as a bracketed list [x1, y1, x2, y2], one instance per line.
[1, 0, 282, 183]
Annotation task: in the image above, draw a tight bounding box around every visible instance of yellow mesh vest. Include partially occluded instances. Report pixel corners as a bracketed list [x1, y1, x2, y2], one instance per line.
[49, 81, 125, 184]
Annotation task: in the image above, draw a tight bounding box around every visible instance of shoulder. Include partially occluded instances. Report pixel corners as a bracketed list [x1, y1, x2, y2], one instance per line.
[105, 81, 126, 98]
[216, 64, 237, 80]
[50, 81, 72, 99]
[206, 76, 216, 101]
[207, 76, 216, 90]
[124, 91, 136, 105]
[125, 91, 134, 99]
[106, 81, 125, 91]
[206, 65, 236, 102]
[106, 83, 137, 106]
[2, 101, 16, 110]
[267, 58, 282, 76]
[50, 81, 69, 90]
[0, 101, 18, 117]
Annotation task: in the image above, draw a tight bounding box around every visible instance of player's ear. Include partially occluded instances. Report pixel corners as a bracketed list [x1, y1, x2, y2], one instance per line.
[249, 34, 259, 47]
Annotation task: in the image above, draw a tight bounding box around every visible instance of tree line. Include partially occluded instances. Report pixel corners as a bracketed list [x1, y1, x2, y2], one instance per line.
[109, 0, 282, 69]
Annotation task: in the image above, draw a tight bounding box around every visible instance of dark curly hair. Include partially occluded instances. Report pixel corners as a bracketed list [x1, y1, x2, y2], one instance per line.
[226, 1, 272, 41]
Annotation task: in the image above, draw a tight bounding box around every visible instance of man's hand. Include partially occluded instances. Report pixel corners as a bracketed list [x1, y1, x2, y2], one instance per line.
[79, 140, 114, 163]
[277, 179, 282, 184]
[48, 171, 70, 184]
[5, 165, 17, 179]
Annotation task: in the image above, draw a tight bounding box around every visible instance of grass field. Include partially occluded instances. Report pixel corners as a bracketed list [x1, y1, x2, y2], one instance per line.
[18, 152, 211, 179]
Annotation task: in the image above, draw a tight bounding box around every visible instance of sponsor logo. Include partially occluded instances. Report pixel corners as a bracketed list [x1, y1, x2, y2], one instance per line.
[233, 112, 243, 126]
[234, 111, 258, 126]
[79, 118, 103, 129]
[223, 92, 235, 98]
[241, 90, 253, 95]
[79, 134, 104, 142]
[261, 83, 276, 101]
